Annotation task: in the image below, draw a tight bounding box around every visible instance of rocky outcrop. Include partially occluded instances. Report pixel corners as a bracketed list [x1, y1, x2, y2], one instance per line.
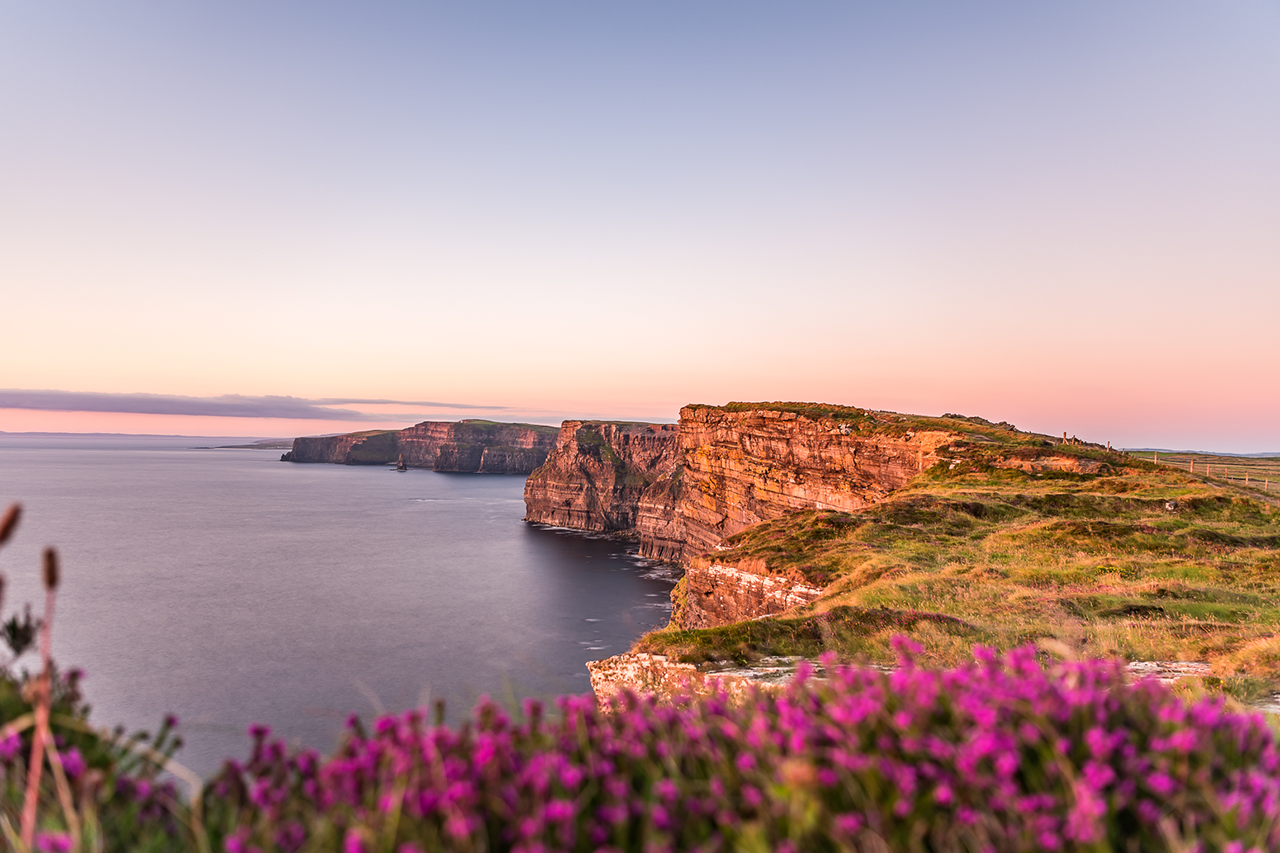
[587, 654, 1219, 702]
[994, 455, 1106, 475]
[666, 406, 958, 558]
[676, 557, 825, 630]
[282, 420, 558, 474]
[587, 653, 807, 701]
[281, 431, 397, 465]
[522, 422, 680, 531]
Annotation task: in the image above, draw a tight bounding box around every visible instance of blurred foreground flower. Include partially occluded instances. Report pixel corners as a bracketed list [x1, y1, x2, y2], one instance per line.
[207, 643, 1280, 853]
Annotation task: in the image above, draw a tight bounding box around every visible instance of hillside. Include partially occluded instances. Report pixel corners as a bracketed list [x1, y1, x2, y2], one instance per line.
[528, 403, 1280, 700]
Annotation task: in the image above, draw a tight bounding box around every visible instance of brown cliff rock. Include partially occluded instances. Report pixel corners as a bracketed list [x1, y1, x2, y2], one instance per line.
[586, 653, 802, 701]
[635, 476, 684, 561]
[676, 556, 825, 630]
[669, 405, 957, 557]
[522, 421, 680, 532]
[524, 403, 962, 564]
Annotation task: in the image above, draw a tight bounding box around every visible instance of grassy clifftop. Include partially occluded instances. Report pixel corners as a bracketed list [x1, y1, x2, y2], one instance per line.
[638, 437, 1280, 697]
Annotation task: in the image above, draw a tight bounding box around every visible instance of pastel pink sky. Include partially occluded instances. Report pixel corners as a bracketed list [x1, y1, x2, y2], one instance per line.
[2, 3, 1277, 451]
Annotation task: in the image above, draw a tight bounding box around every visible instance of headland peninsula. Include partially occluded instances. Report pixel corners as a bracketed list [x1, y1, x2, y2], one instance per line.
[293, 401, 1280, 706]
[280, 419, 559, 473]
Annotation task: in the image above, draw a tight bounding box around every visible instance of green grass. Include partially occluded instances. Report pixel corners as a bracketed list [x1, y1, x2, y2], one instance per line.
[1126, 451, 1280, 497]
[685, 401, 1074, 445]
[637, 443, 1280, 694]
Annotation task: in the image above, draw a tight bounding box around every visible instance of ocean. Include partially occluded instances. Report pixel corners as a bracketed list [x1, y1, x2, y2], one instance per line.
[0, 433, 676, 776]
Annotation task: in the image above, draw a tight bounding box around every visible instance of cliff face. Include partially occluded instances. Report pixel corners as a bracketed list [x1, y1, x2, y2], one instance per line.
[282, 420, 557, 474]
[396, 420, 558, 472]
[675, 557, 825, 630]
[667, 406, 958, 557]
[635, 476, 684, 561]
[282, 431, 397, 465]
[586, 653, 800, 702]
[522, 404, 960, 561]
[522, 422, 680, 532]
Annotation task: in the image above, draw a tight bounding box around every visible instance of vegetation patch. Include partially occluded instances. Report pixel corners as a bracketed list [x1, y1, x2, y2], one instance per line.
[636, 605, 981, 666]
[632, 431, 1280, 695]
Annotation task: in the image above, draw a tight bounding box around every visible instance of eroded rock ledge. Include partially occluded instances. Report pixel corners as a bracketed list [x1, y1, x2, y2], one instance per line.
[586, 654, 808, 702]
[587, 654, 1224, 703]
[677, 558, 825, 630]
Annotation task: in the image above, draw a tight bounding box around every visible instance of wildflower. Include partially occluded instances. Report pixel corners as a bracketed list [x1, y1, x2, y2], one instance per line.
[0, 733, 21, 763]
[35, 833, 72, 853]
[1065, 783, 1106, 843]
[343, 829, 367, 853]
[835, 813, 865, 834]
[544, 800, 575, 823]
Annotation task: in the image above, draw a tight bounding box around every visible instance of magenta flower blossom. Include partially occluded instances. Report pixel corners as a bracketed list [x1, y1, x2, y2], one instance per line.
[203, 640, 1280, 852]
[35, 833, 73, 853]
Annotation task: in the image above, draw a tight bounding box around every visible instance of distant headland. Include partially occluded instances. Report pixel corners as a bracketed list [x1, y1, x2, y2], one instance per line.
[280, 419, 559, 474]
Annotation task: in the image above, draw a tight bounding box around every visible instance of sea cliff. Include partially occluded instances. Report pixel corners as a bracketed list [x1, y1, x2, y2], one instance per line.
[522, 403, 961, 562]
[522, 421, 680, 531]
[281, 420, 558, 474]
[527, 402, 1268, 701]
[663, 404, 959, 558]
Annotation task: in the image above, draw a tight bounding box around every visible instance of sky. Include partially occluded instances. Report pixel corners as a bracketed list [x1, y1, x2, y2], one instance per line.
[1, 1, 1277, 451]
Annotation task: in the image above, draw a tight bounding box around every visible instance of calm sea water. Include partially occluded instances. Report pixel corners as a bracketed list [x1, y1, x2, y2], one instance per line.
[0, 434, 676, 776]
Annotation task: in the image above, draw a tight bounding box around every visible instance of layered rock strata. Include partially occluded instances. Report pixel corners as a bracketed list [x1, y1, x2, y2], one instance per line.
[522, 405, 958, 560]
[586, 654, 805, 702]
[281, 420, 558, 474]
[522, 422, 680, 531]
[676, 557, 825, 630]
[667, 406, 957, 558]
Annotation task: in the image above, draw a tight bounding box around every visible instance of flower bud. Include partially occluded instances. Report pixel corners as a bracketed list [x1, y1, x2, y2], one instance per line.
[42, 547, 59, 590]
[0, 504, 19, 545]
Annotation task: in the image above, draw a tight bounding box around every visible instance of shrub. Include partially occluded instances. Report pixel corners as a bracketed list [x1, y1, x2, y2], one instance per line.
[206, 641, 1280, 852]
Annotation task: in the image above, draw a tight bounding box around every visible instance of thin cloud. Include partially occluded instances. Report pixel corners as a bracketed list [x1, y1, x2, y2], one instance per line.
[0, 390, 498, 421]
[315, 398, 507, 409]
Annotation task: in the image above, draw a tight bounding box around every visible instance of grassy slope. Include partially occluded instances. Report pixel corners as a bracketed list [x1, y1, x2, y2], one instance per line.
[636, 419, 1280, 699]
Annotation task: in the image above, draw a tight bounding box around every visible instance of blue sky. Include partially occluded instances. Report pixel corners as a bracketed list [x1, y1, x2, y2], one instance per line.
[2, 2, 1278, 449]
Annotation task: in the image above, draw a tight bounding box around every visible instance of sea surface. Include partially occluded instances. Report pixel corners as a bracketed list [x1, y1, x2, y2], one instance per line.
[0, 433, 676, 776]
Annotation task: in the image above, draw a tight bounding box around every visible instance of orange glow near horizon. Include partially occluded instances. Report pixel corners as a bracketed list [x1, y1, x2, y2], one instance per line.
[0, 409, 415, 439]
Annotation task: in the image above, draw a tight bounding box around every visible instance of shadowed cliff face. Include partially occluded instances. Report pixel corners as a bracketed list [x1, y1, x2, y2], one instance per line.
[284, 431, 397, 464]
[522, 422, 680, 531]
[281, 420, 558, 474]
